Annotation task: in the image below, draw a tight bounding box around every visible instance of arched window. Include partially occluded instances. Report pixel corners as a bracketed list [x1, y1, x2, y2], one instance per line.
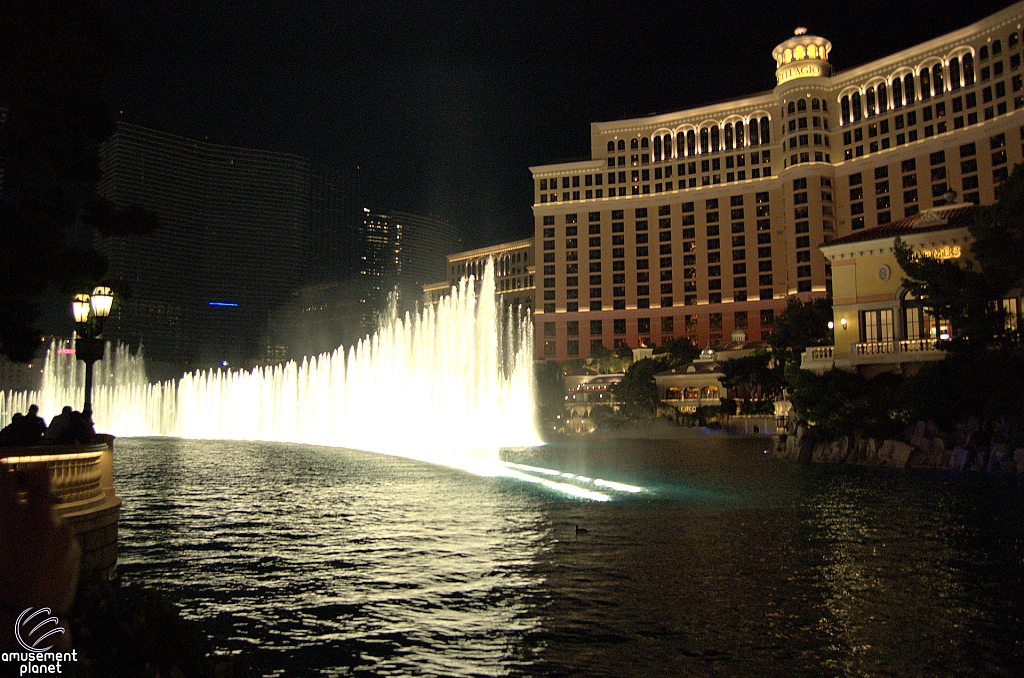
[760, 117, 771, 144]
[724, 123, 734, 150]
[993, 39, 1002, 55]
[677, 134, 686, 157]
[687, 130, 696, 155]
[710, 126, 720, 152]
[701, 386, 719, 399]
[812, 98, 820, 110]
[749, 120, 759, 146]
[699, 128, 709, 154]
[797, 98, 806, 111]
[841, 95, 851, 124]
[617, 139, 625, 151]
[640, 137, 649, 148]
[892, 77, 904, 108]
[851, 91, 862, 121]
[878, 82, 888, 113]
[963, 53, 975, 85]
[919, 68, 931, 100]
[787, 101, 795, 114]
[866, 87, 876, 116]
[949, 57, 961, 90]
[607, 140, 615, 152]
[932, 63, 944, 95]
[1011, 32, 1020, 48]
[683, 387, 699, 400]
[630, 138, 639, 149]
[653, 136, 662, 161]
[663, 134, 672, 158]
[980, 45, 989, 60]
[904, 73, 916, 104]
[735, 123, 744, 148]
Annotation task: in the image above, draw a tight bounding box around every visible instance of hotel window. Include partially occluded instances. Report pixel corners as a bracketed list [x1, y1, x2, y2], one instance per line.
[920, 67, 931, 99]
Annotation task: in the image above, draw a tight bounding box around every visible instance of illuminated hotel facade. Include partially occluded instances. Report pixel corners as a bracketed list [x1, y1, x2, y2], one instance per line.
[424, 238, 535, 309]
[530, 2, 1024, 360]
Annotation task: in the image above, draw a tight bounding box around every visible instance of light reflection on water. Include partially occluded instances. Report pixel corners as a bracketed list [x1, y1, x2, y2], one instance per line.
[113, 437, 1024, 677]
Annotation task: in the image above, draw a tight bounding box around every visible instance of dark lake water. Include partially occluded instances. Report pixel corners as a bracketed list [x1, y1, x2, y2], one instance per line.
[112, 436, 1024, 677]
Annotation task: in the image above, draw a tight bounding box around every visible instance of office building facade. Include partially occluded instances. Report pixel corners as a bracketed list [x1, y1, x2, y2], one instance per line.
[359, 209, 461, 313]
[530, 3, 1024, 360]
[97, 123, 355, 369]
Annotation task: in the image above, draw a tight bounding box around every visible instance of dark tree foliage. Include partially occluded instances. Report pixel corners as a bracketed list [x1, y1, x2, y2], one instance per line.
[787, 367, 909, 441]
[720, 350, 781, 404]
[534, 360, 566, 426]
[611, 357, 668, 419]
[970, 163, 1024, 297]
[907, 352, 1024, 437]
[0, 0, 156, 361]
[893, 238, 1006, 354]
[895, 165, 1024, 353]
[769, 297, 833, 371]
[652, 336, 700, 368]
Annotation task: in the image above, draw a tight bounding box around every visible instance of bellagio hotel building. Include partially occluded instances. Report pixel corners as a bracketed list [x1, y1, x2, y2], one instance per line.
[530, 2, 1024, 361]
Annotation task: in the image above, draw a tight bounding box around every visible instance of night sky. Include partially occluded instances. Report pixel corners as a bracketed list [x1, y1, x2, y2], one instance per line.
[108, 0, 1013, 250]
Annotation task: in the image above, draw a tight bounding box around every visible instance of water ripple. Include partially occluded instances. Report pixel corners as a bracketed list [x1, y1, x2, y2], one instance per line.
[112, 437, 1024, 677]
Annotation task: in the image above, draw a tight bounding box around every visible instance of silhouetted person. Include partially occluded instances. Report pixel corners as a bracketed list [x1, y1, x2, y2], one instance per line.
[45, 406, 74, 444]
[68, 411, 95, 444]
[23, 404, 46, 443]
[0, 414, 24, 446]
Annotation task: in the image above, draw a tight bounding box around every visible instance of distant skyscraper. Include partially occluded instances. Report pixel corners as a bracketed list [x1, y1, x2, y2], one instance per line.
[358, 209, 461, 314]
[97, 123, 358, 370]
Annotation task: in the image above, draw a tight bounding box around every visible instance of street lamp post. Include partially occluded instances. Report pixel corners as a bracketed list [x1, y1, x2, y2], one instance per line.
[72, 286, 114, 423]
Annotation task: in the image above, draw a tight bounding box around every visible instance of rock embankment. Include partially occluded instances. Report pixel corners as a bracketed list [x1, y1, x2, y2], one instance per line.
[775, 420, 1024, 472]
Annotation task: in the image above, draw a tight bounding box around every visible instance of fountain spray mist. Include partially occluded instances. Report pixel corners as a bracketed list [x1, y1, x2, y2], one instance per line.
[2, 260, 541, 469]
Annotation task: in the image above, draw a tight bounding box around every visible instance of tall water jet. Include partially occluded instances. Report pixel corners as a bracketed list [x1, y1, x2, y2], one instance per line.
[4, 260, 539, 470]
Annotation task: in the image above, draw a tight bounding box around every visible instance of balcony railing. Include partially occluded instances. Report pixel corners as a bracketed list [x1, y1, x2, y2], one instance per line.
[898, 338, 939, 353]
[855, 341, 895, 355]
[807, 346, 834, 360]
[0, 438, 116, 515]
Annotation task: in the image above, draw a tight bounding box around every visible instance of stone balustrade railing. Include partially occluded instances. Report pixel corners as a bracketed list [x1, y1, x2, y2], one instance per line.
[855, 341, 895, 355]
[0, 435, 121, 579]
[898, 338, 939, 353]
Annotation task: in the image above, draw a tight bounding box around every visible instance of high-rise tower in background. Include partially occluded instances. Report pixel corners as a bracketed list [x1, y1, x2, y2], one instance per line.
[358, 209, 462, 313]
[97, 123, 360, 372]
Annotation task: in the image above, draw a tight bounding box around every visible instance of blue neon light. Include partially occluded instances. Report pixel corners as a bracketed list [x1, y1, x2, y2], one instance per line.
[208, 302, 238, 307]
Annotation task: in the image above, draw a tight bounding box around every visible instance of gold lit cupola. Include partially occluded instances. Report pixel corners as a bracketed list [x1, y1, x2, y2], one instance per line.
[772, 28, 832, 86]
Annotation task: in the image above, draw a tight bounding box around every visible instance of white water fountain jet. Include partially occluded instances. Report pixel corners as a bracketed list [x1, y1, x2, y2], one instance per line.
[3, 260, 541, 474]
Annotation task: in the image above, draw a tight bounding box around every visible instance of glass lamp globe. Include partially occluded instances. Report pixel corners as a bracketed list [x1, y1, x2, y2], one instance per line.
[72, 294, 92, 324]
[90, 286, 114, 318]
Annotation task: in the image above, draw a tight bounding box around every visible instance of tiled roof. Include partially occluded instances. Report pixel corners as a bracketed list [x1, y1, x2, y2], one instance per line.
[655, 361, 723, 377]
[824, 203, 978, 247]
[718, 340, 771, 352]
